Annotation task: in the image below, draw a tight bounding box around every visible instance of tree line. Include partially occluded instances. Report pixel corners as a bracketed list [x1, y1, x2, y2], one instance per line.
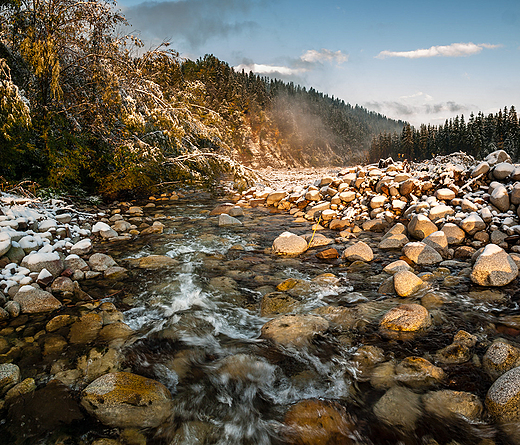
[369, 107, 520, 163]
[0, 0, 404, 197]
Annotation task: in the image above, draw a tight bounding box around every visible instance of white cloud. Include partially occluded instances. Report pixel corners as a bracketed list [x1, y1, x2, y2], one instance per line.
[300, 49, 349, 64]
[376, 42, 501, 59]
[233, 63, 302, 75]
[400, 92, 433, 101]
[234, 48, 348, 76]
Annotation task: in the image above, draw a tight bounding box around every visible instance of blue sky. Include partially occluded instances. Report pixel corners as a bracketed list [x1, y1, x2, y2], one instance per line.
[117, 0, 519, 126]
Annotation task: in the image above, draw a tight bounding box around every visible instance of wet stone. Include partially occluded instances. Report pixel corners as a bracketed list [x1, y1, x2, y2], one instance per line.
[422, 390, 482, 421]
[483, 339, 520, 381]
[394, 356, 445, 388]
[373, 386, 421, 431]
[68, 312, 103, 344]
[486, 366, 520, 422]
[81, 372, 173, 428]
[260, 314, 329, 348]
[260, 292, 299, 317]
[380, 304, 432, 333]
[0, 363, 20, 394]
[284, 399, 354, 445]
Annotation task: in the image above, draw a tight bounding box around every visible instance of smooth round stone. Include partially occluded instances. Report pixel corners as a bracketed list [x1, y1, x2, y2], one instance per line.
[408, 214, 437, 240]
[284, 399, 353, 445]
[483, 340, 520, 381]
[402, 242, 443, 265]
[272, 232, 308, 256]
[373, 386, 421, 431]
[0, 363, 21, 394]
[394, 356, 445, 388]
[370, 195, 387, 209]
[423, 233, 448, 256]
[380, 303, 431, 332]
[339, 191, 356, 203]
[70, 238, 93, 255]
[13, 286, 62, 313]
[218, 213, 242, 226]
[81, 372, 173, 428]
[342, 241, 373, 262]
[486, 366, 520, 422]
[21, 252, 64, 277]
[0, 232, 12, 257]
[490, 184, 510, 212]
[428, 205, 454, 222]
[471, 244, 518, 287]
[383, 259, 413, 275]
[460, 213, 486, 235]
[493, 162, 515, 180]
[378, 234, 409, 250]
[423, 390, 482, 420]
[393, 270, 424, 297]
[435, 188, 456, 201]
[471, 161, 490, 177]
[485, 149, 511, 166]
[260, 314, 329, 348]
[88, 253, 117, 272]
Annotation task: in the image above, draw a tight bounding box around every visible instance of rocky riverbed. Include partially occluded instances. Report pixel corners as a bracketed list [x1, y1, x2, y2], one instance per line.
[2, 150, 520, 444]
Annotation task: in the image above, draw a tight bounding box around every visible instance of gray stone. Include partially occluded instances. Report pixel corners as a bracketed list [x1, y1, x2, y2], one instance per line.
[403, 241, 443, 265]
[89, 253, 117, 271]
[0, 363, 20, 394]
[408, 214, 438, 240]
[486, 366, 520, 422]
[483, 340, 520, 381]
[13, 286, 62, 313]
[218, 213, 242, 226]
[460, 213, 486, 235]
[342, 241, 374, 262]
[272, 232, 308, 256]
[490, 184, 510, 212]
[471, 244, 518, 286]
[493, 162, 515, 180]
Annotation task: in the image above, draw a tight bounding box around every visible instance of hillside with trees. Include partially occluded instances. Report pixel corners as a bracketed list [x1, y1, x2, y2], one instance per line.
[369, 107, 520, 163]
[0, 0, 404, 197]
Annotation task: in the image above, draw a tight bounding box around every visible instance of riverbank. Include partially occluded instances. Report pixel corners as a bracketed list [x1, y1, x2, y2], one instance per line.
[2, 150, 520, 444]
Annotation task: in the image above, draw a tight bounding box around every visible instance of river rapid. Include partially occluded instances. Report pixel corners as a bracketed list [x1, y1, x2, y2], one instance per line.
[2, 188, 520, 445]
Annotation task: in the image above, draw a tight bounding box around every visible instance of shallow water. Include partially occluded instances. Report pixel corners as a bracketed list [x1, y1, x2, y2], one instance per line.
[3, 194, 520, 444]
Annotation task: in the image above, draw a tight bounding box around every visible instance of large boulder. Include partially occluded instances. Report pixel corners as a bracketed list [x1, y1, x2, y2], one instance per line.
[490, 184, 510, 212]
[81, 372, 173, 428]
[272, 232, 308, 256]
[459, 213, 486, 235]
[470, 244, 518, 287]
[21, 252, 64, 277]
[13, 286, 62, 313]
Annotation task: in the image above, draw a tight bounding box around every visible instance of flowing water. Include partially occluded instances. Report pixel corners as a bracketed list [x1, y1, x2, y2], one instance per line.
[3, 192, 520, 444]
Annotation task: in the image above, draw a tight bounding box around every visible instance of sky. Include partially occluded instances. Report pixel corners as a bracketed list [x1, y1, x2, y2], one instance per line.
[116, 0, 520, 127]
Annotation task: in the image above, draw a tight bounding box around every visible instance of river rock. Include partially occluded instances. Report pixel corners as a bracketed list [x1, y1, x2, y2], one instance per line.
[470, 244, 518, 286]
[486, 149, 511, 166]
[0, 363, 20, 394]
[260, 292, 299, 317]
[13, 286, 62, 313]
[51, 276, 75, 297]
[428, 204, 454, 222]
[423, 231, 448, 254]
[471, 161, 490, 177]
[21, 252, 64, 277]
[272, 232, 308, 256]
[373, 386, 421, 431]
[486, 366, 520, 422]
[490, 183, 510, 212]
[0, 232, 12, 257]
[380, 304, 431, 332]
[218, 213, 242, 226]
[81, 372, 173, 428]
[393, 270, 424, 297]
[210, 203, 235, 215]
[493, 162, 515, 180]
[423, 390, 482, 420]
[342, 241, 373, 262]
[339, 190, 356, 203]
[70, 238, 93, 256]
[68, 313, 103, 344]
[89, 253, 117, 271]
[260, 314, 329, 348]
[459, 213, 486, 235]
[64, 254, 89, 272]
[402, 242, 443, 265]
[266, 190, 288, 206]
[383, 260, 413, 275]
[134, 255, 179, 269]
[441, 223, 465, 245]
[435, 188, 456, 201]
[140, 221, 165, 234]
[284, 399, 353, 445]
[408, 214, 437, 240]
[483, 339, 520, 381]
[378, 233, 409, 250]
[395, 356, 445, 388]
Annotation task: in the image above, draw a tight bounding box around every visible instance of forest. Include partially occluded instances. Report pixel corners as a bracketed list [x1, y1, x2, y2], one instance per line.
[0, 0, 403, 197]
[368, 107, 520, 163]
